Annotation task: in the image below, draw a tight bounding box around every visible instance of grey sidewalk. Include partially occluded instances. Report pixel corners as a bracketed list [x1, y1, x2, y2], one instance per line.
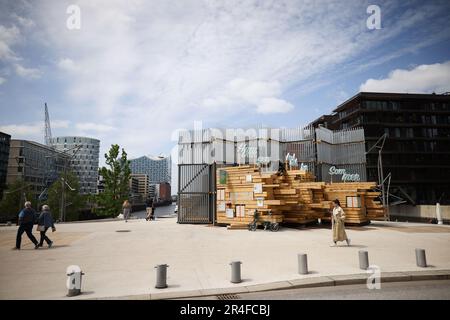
[0, 218, 449, 300]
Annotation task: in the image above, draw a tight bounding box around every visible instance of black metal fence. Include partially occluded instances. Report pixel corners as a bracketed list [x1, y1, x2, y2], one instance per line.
[177, 163, 216, 224]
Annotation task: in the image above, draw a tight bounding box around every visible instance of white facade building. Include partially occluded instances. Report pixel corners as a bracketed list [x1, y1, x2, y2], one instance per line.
[50, 136, 100, 194]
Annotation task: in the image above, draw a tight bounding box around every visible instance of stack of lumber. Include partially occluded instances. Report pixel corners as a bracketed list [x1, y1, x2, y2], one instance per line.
[216, 165, 386, 228]
[322, 183, 385, 224]
[216, 166, 284, 228]
[272, 170, 327, 224]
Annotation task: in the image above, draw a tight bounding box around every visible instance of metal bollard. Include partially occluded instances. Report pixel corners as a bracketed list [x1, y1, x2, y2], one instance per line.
[436, 203, 443, 225]
[230, 261, 242, 283]
[66, 265, 84, 297]
[298, 254, 308, 274]
[415, 248, 427, 268]
[359, 250, 369, 270]
[155, 264, 169, 289]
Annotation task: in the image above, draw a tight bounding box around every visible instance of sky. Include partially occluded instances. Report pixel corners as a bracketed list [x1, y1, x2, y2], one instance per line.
[0, 0, 450, 188]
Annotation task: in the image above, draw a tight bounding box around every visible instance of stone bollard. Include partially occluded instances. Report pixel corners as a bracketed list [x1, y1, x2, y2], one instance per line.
[155, 264, 169, 288]
[298, 254, 308, 274]
[359, 250, 369, 270]
[415, 249, 427, 268]
[66, 265, 84, 297]
[230, 261, 242, 283]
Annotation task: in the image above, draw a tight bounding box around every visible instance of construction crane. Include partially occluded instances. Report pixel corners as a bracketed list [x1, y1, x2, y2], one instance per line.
[40, 103, 55, 203]
[44, 103, 53, 147]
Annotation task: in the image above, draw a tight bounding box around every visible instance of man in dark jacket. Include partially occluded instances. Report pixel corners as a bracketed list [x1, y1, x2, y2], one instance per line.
[14, 201, 39, 250]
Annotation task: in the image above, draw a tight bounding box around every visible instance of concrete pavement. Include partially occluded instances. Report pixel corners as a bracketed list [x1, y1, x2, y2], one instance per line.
[0, 212, 449, 300]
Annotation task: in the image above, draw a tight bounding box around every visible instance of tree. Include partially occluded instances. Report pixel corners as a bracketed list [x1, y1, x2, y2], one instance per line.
[98, 144, 131, 217]
[0, 179, 34, 223]
[46, 171, 84, 222]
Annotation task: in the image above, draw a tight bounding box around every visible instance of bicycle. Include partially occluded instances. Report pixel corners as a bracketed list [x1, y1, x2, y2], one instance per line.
[248, 209, 280, 232]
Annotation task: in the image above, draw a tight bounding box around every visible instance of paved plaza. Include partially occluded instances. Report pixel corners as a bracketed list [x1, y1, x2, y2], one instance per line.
[1, 206, 449, 300]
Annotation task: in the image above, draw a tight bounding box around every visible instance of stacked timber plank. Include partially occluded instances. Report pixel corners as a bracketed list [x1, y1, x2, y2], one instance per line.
[322, 183, 385, 224]
[216, 166, 284, 228]
[272, 170, 326, 224]
[216, 165, 385, 228]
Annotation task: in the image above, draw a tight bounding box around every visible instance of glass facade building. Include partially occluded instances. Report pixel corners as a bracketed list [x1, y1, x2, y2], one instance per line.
[129, 155, 171, 184]
[311, 92, 450, 205]
[50, 136, 100, 194]
[0, 132, 11, 199]
[7, 140, 69, 200]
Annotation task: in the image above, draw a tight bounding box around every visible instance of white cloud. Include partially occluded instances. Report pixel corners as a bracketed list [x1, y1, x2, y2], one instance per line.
[12, 14, 35, 28]
[202, 78, 294, 114]
[0, 123, 42, 137]
[75, 122, 115, 133]
[57, 58, 77, 72]
[0, 76, 6, 85]
[3, 0, 449, 182]
[0, 120, 69, 140]
[360, 61, 450, 93]
[0, 25, 20, 60]
[14, 63, 42, 79]
[257, 98, 294, 114]
[52, 120, 70, 129]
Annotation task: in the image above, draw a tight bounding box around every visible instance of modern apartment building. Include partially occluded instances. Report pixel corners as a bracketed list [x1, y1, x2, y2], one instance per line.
[311, 92, 450, 206]
[6, 139, 69, 200]
[130, 173, 150, 200]
[0, 132, 11, 199]
[50, 136, 100, 194]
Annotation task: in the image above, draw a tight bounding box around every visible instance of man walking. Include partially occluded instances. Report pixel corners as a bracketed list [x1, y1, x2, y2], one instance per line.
[14, 201, 39, 250]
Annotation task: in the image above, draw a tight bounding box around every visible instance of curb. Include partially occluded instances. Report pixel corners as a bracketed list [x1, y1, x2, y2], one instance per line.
[91, 269, 450, 300]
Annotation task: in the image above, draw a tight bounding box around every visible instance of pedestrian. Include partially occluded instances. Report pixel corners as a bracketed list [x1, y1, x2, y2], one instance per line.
[14, 201, 39, 250]
[145, 198, 153, 221]
[331, 199, 350, 246]
[150, 201, 155, 221]
[122, 200, 132, 222]
[37, 205, 56, 248]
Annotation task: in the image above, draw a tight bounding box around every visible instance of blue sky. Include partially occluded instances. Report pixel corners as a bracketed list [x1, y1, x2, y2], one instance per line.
[1, 0, 450, 187]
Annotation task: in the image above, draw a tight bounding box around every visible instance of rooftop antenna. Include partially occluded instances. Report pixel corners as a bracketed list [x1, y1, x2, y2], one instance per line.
[44, 103, 53, 147]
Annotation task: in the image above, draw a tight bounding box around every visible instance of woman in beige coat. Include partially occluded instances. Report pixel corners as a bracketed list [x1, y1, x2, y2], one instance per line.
[122, 200, 132, 222]
[331, 199, 350, 246]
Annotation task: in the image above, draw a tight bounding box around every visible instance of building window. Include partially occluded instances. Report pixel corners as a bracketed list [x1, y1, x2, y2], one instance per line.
[346, 196, 361, 208]
[406, 128, 414, 138]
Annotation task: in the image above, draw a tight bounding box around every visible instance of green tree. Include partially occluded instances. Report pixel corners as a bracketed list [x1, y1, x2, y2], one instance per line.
[0, 179, 34, 223]
[98, 144, 131, 217]
[46, 171, 84, 222]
